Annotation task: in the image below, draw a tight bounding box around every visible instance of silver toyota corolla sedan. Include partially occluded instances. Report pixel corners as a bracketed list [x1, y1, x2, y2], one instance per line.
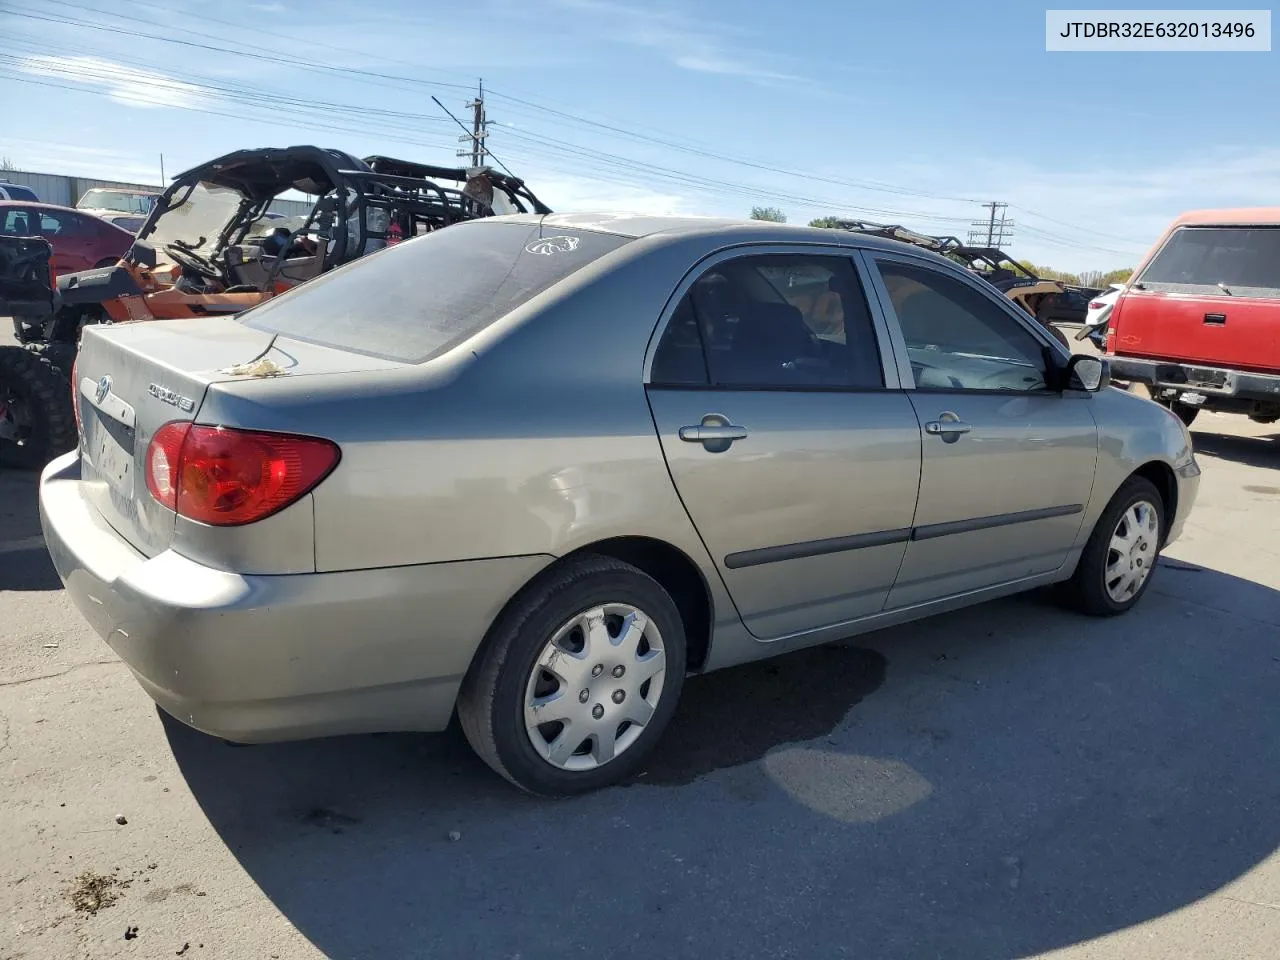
[40, 213, 1200, 795]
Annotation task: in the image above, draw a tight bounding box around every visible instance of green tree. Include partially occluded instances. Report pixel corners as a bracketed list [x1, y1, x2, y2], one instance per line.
[808, 216, 844, 228]
[750, 206, 787, 223]
[1099, 267, 1134, 286]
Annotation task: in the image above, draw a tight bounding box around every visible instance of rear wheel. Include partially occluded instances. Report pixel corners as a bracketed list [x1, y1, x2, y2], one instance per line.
[0, 346, 76, 470]
[458, 556, 687, 795]
[1060, 476, 1164, 617]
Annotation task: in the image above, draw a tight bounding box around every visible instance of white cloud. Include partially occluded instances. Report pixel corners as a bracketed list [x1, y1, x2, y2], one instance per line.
[551, 0, 806, 85]
[528, 171, 692, 217]
[17, 56, 207, 110]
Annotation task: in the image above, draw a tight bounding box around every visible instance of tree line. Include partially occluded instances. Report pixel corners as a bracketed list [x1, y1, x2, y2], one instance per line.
[748, 207, 1133, 289]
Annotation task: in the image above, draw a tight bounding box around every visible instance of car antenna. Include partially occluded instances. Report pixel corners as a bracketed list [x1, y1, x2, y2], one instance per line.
[430, 95, 519, 179]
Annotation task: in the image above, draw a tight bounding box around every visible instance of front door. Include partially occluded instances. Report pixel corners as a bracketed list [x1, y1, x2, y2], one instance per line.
[645, 249, 922, 640]
[864, 255, 1100, 610]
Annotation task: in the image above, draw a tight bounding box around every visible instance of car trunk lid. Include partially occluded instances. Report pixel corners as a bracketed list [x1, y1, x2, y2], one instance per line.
[73, 318, 402, 557]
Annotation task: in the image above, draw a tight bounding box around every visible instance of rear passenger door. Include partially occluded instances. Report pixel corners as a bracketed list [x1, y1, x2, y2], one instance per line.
[864, 254, 1099, 609]
[645, 248, 922, 641]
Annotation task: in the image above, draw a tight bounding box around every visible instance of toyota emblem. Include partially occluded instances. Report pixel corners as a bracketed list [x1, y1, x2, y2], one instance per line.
[95, 375, 112, 404]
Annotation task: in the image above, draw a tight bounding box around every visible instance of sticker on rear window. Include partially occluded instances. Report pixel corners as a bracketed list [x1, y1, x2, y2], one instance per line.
[525, 235, 580, 255]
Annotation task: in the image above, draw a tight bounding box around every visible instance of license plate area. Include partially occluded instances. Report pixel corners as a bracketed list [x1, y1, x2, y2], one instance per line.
[85, 408, 136, 501]
[1154, 363, 1230, 392]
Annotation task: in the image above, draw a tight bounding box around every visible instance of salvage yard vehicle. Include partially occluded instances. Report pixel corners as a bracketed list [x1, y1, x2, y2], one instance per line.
[39, 214, 1200, 795]
[2, 144, 549, 464]
[1106, 208, 1280, 427]
[830, 221, 1073, 347]
[1, 201, 135, 274]
[74, 187, 160, 229]
[0, 236, 74, 467]
[1075, 283, 1125, 348]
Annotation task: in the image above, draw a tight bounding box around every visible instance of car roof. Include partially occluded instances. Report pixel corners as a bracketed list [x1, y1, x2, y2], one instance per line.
[0, 199, 85, 213]
[1169, 207, 1280, 226]
[491, 211, 953, 258]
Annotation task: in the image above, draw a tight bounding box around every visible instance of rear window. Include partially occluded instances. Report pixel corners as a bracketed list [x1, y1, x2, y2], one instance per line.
[1139, 226, 1280, 297]
[240, 221, 631, 362]
[1, 184, 39, 202]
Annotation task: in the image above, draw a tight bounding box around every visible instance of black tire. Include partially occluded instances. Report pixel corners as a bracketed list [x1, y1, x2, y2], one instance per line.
[1060, 476, 1165, 617]
[0, 345, 77, 470]
[1125, 383, 1200, 427]
[25, 341, 77, 382]
[457, 555, 687, 796]
[1168, 402, 1199, 427]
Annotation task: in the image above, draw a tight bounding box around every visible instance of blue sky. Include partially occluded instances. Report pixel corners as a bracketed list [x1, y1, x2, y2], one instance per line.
[2, 0, 1278, 271]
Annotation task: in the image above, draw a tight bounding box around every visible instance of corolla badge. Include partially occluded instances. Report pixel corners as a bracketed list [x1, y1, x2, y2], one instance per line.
[147, 383, 196, 412]
[94, 375, 112, 404]
[525, 235, 580, 255]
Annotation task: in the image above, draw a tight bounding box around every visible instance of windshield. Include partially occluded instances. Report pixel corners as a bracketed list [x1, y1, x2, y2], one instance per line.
[77, 189, 156, 215]
[240, 220, 631, 363]
[146, 181, 245, 258]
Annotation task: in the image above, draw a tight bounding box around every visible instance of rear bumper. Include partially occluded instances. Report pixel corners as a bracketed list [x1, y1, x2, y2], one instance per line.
[39, 452, 551, 742]
[1109, 356, 1280, 405]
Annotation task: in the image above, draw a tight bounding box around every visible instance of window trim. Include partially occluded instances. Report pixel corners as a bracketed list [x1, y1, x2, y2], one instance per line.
[643, 242, 905, 392]
[860, 249, 1071, 395]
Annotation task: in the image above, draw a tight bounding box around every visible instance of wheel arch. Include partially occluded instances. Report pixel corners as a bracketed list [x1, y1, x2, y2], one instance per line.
[1130, 460, 1178, 542]
[560, 536, 714, 673]
[470, 535, 715, 680]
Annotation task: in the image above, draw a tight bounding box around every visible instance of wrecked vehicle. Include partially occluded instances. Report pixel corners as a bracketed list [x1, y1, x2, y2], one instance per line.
[829, 221, 1072, 348]
[0, 236, 73, 467]
[1, 145, 549, 463]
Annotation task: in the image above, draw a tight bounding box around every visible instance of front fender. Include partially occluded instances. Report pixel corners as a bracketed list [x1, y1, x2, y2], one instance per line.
[1076, 385, 1198, 547]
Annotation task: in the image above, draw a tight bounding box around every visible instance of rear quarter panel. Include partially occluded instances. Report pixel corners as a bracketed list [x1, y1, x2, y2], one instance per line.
[202, 233, 737, 607]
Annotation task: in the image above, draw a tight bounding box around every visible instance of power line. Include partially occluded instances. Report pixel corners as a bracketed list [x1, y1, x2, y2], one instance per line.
[968, 201, 1013, 247]
[10, 0, 1148, 259]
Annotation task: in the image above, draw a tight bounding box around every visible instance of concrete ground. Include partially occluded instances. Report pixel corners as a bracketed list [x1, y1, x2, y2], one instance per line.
[1, 330, 1277, 958]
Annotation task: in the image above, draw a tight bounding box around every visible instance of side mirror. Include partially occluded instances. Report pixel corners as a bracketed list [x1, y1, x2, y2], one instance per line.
[1065, 353, 1110, 392]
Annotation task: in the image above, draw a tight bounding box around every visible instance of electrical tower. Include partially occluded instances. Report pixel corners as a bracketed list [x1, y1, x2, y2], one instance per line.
[969, 201, 1014, 248]
[459, 79, 489, 168]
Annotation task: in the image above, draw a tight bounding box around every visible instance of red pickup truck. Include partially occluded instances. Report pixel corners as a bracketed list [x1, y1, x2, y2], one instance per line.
[1105, 208, 1280, 427]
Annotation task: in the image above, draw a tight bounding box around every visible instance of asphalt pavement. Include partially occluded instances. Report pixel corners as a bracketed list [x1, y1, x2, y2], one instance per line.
[1, 331, 1277, 959]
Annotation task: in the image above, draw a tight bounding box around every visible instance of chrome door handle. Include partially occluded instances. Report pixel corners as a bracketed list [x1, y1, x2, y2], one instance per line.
[679, 424, 748, 442]
[679, 414, 747, 452]
[924, 420, 971, 435]
[925, 412, 971, 444]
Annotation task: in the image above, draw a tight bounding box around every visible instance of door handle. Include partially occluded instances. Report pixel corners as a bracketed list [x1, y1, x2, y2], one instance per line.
[679, 424, 748, 442]
[924, 411, 971, 443]
[679, 414, 747, 452]
[1203, 313, 1226, 325]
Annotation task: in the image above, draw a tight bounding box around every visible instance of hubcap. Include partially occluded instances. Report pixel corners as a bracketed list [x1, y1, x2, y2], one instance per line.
[523, 603, 667, 772]
[1104, 500, 1160, 603]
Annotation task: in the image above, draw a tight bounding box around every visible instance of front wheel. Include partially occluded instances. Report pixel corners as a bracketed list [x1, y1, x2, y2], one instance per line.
[1060, 476, 1165, 617]
[458, 556, 687, 795]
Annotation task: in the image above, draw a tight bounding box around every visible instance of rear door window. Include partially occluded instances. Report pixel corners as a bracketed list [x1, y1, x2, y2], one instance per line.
[650, 253, 885, 389]
[1139, 226, 1280, 298]
[240, 221, 631, 362]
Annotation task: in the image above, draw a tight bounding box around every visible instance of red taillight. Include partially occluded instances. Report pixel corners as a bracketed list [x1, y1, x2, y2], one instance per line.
[145, 422, 339, 526]
[1089, 301, 1105, 311]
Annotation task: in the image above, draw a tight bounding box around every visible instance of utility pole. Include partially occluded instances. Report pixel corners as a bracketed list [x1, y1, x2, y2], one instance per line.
[969, 201, 1013, 248]
[458, 79, 488, 168]
[160, 153, 165, 184]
